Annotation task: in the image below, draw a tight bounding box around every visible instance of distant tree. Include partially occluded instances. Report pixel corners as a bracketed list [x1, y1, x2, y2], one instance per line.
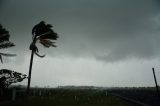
[0, 24, 16, 63]
[0, 69, 27, 89]
[27, 21, 58, 93]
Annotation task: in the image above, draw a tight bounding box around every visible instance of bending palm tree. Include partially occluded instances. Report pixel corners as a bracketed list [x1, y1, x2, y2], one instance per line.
[0, 24, 16, 63]
[27, 21, 58, 93]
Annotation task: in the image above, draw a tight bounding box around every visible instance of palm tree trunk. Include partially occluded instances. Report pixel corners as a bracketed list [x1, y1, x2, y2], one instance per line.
[27, 49, 34, 94]
[27, 37, 36, 94]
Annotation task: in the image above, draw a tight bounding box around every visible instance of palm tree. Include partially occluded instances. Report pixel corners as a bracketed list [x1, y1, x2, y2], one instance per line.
[0, 24, 17, 95]
[27, 21, 58, 93]
[0, 24, 16, 63]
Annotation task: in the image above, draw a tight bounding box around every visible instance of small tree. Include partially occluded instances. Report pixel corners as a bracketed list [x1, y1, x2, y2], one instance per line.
[0, 24, 16, 63]
[0, 69, 27, 89]
[27, 21, 58, 93]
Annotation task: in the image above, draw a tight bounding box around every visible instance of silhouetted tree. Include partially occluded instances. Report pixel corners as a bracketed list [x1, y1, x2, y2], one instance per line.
[27, 21, 58, 93]
[0, 25, 18, 97]
[0, 69, 27, 89]
[0, 24, 16, 63]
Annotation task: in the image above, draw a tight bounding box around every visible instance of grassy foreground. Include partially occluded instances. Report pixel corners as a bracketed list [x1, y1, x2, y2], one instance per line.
[1, 89, 130, 106]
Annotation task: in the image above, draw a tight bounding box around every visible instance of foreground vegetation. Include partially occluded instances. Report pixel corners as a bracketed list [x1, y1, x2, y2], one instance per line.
[108, 87, 160, 106]
[0, 89, 130, 106]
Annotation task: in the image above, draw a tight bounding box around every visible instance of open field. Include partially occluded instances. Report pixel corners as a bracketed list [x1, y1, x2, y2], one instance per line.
[1, 87, 160, 106]
[0, 88, 130, 106]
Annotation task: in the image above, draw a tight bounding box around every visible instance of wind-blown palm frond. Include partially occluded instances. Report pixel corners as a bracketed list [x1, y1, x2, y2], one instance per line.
[38, 24, 58, 40]
[0, 41, 15, 49]
[29, 42, 45, 58]
[0, 25, 10, 43]
[0, 33, 9, 42]
[0, 55, 2, 63]
[0, 52, 16, 57]
[0, 52, 16, 63]
[39, 39, 56, 48]
[35, 51, 45, 58]
[31, 21, 58, 57]
[0, 24, 15, 45]
[0, 24, 16, 63]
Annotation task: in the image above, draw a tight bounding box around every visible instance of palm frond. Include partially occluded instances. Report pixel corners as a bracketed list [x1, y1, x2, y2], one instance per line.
[30, 42, 45, 58]
[0, 24, 15, 49]
[39, 39, 56, 48]
[0, 55, 3, 63]
[0, 25, 10, 43]
[35, 52, 45, 58]
[39, 31, 58, 40]
[0, 52, 16, 57]
[0, 41, 15, 49]
[0, 33, 9, 43]
[0, 53, 16, 63]
[31, 21, 58, 58]
[32, 21, 58, 41]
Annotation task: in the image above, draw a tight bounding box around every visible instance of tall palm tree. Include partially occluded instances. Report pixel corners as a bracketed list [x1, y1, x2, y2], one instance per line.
[0, 24, 16, 63]
[27, 21, 58, 93]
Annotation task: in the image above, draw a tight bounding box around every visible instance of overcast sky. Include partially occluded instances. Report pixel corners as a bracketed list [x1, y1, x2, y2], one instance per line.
[1, 0, 160, 87]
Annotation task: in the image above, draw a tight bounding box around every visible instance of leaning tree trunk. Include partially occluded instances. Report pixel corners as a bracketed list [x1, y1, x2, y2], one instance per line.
[27, 36, 36, 94]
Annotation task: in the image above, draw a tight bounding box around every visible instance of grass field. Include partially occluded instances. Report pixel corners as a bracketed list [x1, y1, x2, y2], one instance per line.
[0, 89, 131, 106]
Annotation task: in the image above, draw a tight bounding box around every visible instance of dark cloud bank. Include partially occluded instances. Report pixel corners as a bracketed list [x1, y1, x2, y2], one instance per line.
[0, 0, 160, 62]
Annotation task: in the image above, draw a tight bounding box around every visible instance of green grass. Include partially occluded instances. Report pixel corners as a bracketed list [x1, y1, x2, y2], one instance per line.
[1, 89, 131, 106]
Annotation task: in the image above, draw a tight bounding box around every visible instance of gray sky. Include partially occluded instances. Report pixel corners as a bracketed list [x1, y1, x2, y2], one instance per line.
[1, 0, 160, 87]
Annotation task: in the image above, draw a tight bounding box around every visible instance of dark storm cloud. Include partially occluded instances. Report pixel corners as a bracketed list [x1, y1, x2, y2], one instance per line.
[0, 0, 160, 62]
[0, 0, 5, 6]
[55, 0, 160, 62]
